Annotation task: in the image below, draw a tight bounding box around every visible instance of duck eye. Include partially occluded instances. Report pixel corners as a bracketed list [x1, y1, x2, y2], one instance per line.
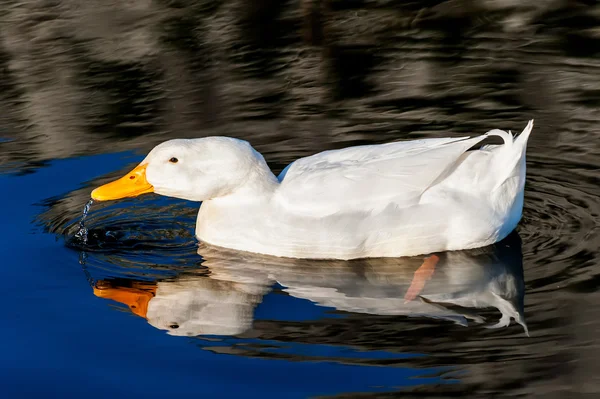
[169, 157, 178, 163]
[169, 323, 179, 329]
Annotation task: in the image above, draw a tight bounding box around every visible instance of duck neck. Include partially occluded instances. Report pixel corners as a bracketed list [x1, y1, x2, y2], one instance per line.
[208, 159, 279, 206]
[235, 163, 279, 200]
[196, 161, 279, 245]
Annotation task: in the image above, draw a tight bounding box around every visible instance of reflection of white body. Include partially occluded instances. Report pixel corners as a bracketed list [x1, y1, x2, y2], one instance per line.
[146, 276, 269, 337]
[281, 250, 526, 331]
[134, 238, 526, 337]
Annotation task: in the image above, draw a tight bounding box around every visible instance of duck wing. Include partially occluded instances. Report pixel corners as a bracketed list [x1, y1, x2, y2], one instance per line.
[276, 136, 487, 216]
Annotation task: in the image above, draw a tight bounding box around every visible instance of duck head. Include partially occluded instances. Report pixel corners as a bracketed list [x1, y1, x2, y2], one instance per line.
[91, 137, 275, 202]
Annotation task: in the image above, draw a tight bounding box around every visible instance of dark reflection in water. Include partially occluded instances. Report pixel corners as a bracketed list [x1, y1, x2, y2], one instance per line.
[2, 0, 600, 397]
[1, 0, 599, 172]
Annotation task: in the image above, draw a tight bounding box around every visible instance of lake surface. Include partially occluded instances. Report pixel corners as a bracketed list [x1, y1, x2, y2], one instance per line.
[1, 1, 599, 397]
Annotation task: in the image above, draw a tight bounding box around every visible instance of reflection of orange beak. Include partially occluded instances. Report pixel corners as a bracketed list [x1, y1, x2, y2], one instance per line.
[91, 163, 154, 201]
[93, 281, 157, 319]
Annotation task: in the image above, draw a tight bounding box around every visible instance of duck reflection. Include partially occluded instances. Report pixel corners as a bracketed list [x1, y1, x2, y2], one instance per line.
[93, 233, 526, 336]
[94, 276, 269, 337]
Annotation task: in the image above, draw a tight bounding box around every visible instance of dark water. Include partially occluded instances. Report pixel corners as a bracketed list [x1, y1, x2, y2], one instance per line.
[1, 1, 600, 397]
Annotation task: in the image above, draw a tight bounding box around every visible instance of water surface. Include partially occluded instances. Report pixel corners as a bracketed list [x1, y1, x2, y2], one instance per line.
[1, 1, 599, 397]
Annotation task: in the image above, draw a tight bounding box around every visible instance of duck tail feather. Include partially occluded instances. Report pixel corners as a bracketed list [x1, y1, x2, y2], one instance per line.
[485, 129, 513, 147]
[483, 120, 534, 150]
[514, 119, 534, 149]
[490, 120, 534, 191]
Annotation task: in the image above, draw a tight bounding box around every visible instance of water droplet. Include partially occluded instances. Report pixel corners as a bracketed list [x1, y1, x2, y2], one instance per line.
[75, 199, 94, 246]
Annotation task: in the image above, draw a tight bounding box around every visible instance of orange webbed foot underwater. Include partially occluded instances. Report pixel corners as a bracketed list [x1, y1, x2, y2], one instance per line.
[404, 255, 440, 302]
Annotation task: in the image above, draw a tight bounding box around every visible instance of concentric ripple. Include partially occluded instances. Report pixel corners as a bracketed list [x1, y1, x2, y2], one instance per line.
[40, 193, 202, 281]
[519, 153, 600, 293]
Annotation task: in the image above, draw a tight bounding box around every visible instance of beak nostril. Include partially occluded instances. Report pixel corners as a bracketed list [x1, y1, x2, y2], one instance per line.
[129, 175, 135, 180]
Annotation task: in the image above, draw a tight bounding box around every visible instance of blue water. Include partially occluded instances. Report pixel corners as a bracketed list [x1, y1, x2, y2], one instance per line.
[1, 152, 455, 397]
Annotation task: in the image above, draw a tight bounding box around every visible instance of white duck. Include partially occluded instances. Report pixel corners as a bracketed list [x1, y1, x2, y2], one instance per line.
[92, 120, 533, 260]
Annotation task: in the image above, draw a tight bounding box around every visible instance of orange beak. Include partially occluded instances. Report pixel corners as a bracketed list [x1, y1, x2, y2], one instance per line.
[93, 281, 157, 319]
[91, 163, 154, 201]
